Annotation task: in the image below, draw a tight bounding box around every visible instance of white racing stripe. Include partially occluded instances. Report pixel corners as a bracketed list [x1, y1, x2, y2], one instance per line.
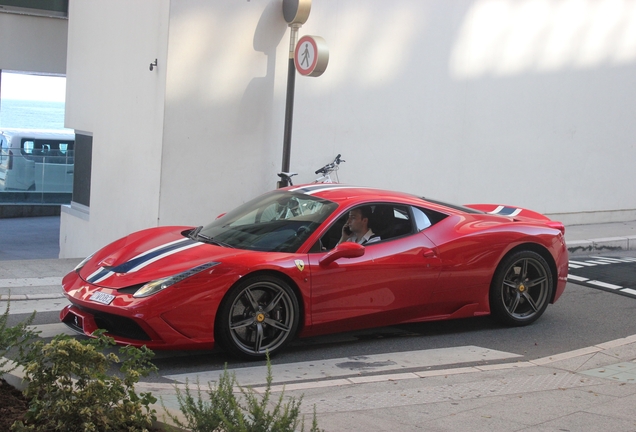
[87, 240, 204, 284]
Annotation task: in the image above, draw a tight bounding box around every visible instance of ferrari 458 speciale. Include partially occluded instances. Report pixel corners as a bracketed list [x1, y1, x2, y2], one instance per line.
[61, 185, 568, 359]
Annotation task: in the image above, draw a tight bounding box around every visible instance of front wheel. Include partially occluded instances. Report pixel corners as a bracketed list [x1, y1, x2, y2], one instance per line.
[216, 275, 300, 360]
[489, 250, 553, 327]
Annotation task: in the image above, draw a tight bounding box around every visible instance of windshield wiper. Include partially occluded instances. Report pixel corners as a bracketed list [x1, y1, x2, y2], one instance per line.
[189, 226, 203, 240]
[196, 232, 234, 248]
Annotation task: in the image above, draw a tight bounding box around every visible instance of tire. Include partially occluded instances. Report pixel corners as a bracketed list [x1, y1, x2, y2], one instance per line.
[216, 275, 300, 360]
[489, 250, 553, 327]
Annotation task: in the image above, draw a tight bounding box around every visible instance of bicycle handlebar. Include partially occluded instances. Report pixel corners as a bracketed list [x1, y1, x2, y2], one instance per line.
[315, 154, 345, 175]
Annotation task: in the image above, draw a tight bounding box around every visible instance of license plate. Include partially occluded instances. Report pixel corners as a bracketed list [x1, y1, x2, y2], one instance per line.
[89, 291, 115, 305]
[72, 314, 83, 329]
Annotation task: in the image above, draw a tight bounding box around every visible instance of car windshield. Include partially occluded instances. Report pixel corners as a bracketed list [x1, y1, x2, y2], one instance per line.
[197, 191, 338, 252]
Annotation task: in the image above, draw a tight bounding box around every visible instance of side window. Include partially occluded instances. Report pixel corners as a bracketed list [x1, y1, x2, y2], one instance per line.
[372, 204, 412, 240]
[413, 206, 447, 230]
[412, 207, 432, 231]
[22, 140, 34, 154]
[310, 203, 422, 253]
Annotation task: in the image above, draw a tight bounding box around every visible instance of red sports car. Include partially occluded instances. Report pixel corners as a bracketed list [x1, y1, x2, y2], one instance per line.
[61, 185, 568, 359]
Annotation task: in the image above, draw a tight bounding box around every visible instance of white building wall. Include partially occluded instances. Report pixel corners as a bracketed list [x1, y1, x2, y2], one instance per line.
[60, 0, 636, 258]
[158, 1, 289, 225]
[60, 0, 170, 258]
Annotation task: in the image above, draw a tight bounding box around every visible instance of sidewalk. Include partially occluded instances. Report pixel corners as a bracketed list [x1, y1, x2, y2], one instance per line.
[2, 217, 636, 431]
[154, 336, 636, 431]
[565, 219, 636, 256]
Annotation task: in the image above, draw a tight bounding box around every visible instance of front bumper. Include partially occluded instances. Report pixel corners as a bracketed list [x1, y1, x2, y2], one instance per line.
[60, 271, 220, 350]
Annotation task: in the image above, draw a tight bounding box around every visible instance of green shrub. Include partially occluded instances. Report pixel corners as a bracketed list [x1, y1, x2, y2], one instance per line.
[12, 332, 158, 432]
[163, 355, 322, 432]
[0, 296, 38, 375]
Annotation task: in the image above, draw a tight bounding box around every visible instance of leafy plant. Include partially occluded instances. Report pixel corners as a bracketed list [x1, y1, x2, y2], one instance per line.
[163, 354, 322, 432]
[0, 295, 38, 375]
[11, 332, 158, 432]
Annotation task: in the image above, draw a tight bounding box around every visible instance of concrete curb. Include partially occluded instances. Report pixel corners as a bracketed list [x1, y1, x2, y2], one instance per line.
[567, 235, 636, 256]
[0, 293, 66, 301]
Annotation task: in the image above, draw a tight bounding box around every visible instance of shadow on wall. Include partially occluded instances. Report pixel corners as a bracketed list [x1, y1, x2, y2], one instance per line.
[238, 1, 287, 136]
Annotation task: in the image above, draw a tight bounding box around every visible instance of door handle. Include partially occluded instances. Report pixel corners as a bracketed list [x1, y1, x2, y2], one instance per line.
[422, 249, 436, 258]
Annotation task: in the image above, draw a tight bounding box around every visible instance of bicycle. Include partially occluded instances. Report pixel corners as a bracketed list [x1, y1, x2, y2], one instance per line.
[278, 154, 345, 187]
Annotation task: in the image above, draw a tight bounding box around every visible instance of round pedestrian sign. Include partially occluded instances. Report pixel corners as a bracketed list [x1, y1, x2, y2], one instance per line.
[294, 35, 329, 77]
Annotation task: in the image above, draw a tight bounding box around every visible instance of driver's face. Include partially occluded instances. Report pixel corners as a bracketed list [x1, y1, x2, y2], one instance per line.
[347, 209, 366, 234]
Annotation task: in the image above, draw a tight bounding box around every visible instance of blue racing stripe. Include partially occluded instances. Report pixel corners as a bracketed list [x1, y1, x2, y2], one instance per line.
[87, 268, 114, 284]
[85, 238, 199, 285]
[496, 207, 521, 216]
[111, 238, 196, 273]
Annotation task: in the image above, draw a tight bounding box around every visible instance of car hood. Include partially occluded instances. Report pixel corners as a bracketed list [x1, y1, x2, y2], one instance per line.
[77, 226, 249, 289]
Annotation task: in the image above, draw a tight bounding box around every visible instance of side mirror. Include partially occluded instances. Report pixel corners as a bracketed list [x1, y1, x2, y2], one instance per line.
[319, 242, 365, 267]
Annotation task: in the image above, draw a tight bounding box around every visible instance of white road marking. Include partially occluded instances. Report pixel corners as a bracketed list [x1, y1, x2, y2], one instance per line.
[588, 280, 622, 290]
[568, 256, 636, 298]
[568, 260, 597, 267]
[589, 256, 634, 263]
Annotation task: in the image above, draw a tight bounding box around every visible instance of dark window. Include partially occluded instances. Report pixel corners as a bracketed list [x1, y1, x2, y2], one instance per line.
[21, 138, 74, 164]
[72, 133, 92, 207]
[372, 204, 413, 240]
[313, 203, 415, 252]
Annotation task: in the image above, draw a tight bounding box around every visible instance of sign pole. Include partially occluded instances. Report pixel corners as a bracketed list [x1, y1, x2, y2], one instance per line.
[280, 24, 300, 187]
[279, 0, 311, 188]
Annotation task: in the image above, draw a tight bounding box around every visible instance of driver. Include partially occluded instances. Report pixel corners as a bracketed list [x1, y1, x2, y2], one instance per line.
[338, 206, 380, 245]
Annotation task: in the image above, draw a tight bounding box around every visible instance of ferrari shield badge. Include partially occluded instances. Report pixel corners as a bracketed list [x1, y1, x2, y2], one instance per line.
[295, 259, 305, 272]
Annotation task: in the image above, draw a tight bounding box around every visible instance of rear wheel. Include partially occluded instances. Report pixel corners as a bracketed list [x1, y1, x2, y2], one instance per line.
[216, 275, 299, 360]
[489, 250, 553, 327]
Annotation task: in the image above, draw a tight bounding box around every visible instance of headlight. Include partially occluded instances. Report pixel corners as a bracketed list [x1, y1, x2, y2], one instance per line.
[133, 262, 220, 298]
[74, 253, 95, 272]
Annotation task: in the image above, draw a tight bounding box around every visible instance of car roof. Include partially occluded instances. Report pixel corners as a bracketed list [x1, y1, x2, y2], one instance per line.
[285, 184, 465, 215]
